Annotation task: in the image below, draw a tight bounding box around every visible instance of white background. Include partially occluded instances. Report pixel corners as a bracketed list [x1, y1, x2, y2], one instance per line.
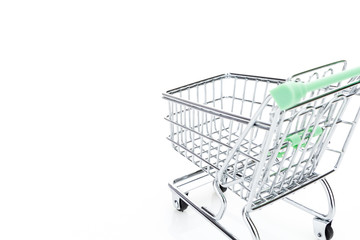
[1, 1, 360, 239]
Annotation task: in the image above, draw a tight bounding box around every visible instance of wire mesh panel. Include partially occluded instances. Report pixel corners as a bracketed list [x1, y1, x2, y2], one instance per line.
[250, 94, 350, 209]
[165, 73, 283, 200]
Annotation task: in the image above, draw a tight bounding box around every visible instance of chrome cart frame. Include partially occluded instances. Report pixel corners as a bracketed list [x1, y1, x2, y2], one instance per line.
[163, 60, 360, 240]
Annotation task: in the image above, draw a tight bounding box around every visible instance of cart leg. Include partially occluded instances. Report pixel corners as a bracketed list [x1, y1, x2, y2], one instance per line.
[202, 179, 227, 221]
[319, 178, 336, 221]
[282, 178, 335, 240]
[313, 178, 335, 240]
[242, 208, 261, 240]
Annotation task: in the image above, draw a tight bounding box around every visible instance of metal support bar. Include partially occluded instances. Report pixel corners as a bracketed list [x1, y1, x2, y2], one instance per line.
[242, 208, 260, 240]
[282, 178, 335, 221]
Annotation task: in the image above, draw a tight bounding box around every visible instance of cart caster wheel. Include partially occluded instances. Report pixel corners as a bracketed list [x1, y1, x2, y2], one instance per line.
[220, 185, 227, 193]
[313, 218, 334, 240]
[175, 198, 188, 212]
[172, 192, 189, 212]
[325, 222, 334, 240]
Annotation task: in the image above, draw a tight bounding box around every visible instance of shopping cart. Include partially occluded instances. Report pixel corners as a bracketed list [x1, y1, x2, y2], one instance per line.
[163, 60, 360, 240]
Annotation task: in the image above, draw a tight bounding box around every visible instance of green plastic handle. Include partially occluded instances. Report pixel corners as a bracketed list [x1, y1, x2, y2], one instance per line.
[307, 66, 360, 91]
[270, 66, 360, 110]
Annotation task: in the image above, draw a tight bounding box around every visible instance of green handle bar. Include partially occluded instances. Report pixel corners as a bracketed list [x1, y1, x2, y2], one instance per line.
[270, 66, 360, 110]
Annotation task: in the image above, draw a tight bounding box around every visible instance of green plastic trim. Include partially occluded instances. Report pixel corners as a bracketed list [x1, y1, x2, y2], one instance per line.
[270, 66, 360, 110]
[277, 126, 323, 158]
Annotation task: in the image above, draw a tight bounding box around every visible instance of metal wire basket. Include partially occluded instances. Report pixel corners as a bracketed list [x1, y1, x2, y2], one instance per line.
[163, 60, 360, 240]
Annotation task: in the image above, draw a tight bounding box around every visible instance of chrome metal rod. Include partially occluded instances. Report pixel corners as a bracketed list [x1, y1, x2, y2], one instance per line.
[242, 208, 261, 240]
[283, 178, 335, 221]
[168, 181, 240, 240]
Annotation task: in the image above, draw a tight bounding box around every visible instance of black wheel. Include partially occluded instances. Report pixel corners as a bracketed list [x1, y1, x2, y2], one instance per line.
[177, 198, 188, 212]
[220, 185, 227, 193]
[325, 222, 334, 240]
[174, 192, 189, 212]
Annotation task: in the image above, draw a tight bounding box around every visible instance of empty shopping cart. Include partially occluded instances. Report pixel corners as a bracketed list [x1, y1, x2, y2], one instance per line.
[163, 60, 360, 240]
